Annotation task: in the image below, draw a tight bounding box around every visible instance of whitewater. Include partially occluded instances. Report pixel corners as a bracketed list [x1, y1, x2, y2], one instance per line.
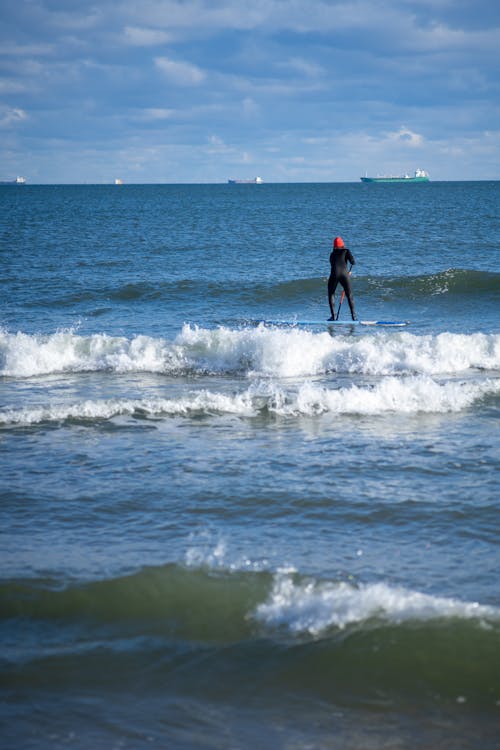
[2, 326, 499, 426]
[2, 325, 499, 378]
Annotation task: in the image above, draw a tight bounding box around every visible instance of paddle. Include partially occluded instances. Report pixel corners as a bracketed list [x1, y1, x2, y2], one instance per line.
[336, 291, 345, 318]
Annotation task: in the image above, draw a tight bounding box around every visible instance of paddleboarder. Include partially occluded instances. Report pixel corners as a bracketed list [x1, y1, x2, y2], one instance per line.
[328, 236, 357, 320]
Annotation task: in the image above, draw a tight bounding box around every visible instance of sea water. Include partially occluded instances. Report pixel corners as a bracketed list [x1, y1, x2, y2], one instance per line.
[1, 181, 499, 749]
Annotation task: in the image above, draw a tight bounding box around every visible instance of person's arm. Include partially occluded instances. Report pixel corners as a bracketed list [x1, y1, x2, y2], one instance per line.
[346, 249, 356, 266]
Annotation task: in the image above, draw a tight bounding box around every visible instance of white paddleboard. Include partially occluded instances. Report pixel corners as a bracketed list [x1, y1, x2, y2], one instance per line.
[327, 319, 408, 327]
[263, 319, 409, 327]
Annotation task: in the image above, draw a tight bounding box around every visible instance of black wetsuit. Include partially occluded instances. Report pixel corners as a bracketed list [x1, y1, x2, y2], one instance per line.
[328, 247, 357, 320]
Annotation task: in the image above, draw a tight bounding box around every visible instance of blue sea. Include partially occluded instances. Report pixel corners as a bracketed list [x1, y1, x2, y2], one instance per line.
[1, 181, 499, 749]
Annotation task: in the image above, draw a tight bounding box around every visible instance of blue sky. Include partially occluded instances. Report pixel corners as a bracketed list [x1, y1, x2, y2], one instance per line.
[1, 0, 499, 183]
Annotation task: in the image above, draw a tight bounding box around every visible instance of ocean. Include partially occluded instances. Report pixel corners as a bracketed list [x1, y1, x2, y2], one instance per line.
[1, 181, 499, 749]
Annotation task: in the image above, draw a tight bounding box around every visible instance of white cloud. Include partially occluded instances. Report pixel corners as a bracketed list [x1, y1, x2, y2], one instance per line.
[206, 134, 228, 152]
[140, 107, 177, 120]
[49, 8, 103, 31]
[242, 97, 260, 116]
[123, 26, 171, 46]
[0, 107, 28, 127]
[155, 56, 206, 85]
[134, 0, 394, 34]
[0, 43, 54, 56]
[134, 0, 268, 33]
[387, 126, 424, 147]
[0, 80, 30, 94]
[286, 57, 325, 77]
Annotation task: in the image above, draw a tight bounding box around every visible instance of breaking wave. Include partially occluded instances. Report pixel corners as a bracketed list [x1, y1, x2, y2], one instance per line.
[2, 563, 499, 639]
[1, 325, 499, 379]
[2, 563, 499, 708]
[1, 377, 499, 426]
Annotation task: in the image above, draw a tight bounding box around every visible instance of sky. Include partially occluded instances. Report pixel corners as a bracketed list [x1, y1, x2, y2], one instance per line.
[1, 0, 499, 183]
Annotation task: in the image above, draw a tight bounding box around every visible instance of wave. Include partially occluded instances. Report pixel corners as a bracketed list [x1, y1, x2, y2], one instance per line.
[23, 279, 197, 308]
[2, 564, 498, 641]
[0, 328, 184, 378]
[24, 277, 320, 309]
[1, 326, 500, 379]
[2, 565, 499, 707]
[364, 268, 500, 300]
[1, 377, 499, 426]
[19, 269, 499, 310]
[254, 573, 499, 634]
[276, 269, 500, 301]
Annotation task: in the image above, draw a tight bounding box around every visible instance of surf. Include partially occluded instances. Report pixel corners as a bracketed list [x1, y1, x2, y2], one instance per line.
[2, 377, 499, 427]
[2, 563, 499, 637]
[2, 325, 500, 379]
[3, 563, 499, 728]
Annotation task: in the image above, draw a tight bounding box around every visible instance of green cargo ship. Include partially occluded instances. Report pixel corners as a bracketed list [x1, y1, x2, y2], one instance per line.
[361, 169, 429, 183]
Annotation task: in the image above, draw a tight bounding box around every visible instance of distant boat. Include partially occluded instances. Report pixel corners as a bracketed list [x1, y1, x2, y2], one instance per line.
[360, 169, 429, 184]
[0, 176, 26, 185]
[228, 176, 263, 184]
[114, 178, 123, 185]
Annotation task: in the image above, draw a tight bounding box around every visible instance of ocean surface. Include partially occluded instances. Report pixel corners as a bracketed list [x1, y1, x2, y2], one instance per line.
[1, 181, 499, 749]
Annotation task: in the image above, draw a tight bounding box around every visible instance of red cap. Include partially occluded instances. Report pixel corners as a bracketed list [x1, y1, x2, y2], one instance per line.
[333, 236, 344, 249]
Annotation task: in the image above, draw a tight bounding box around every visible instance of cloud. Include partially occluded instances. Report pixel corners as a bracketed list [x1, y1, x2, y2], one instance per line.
[155, 56, 206, 85]
[139, 107, 177, 121]
[123, 26, 171, 46]
[0, 107, 28, 127]
[0, 80, 30, 94]
[0, 43, 54, 56]
[206, 134, 230, 153]
[387, 127, 424, 147]
[285, 57, 325, 78]
[242, 97, 260, 116]
[49, 8, 104, 31]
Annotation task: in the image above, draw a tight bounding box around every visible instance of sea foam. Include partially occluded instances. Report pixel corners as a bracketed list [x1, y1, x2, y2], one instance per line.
[1, 325, 499, 379]
[1, 377, 498, 426]
[0, 329, 183, 377]
[254, 574, 500, 635]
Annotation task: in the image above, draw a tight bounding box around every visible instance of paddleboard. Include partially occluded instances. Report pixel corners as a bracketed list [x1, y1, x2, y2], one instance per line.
[328, 320, 408, 327]
[263, 319, 409, 327]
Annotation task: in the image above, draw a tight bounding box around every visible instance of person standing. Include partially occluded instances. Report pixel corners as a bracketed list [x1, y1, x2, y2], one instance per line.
[328, 236, 357, 321]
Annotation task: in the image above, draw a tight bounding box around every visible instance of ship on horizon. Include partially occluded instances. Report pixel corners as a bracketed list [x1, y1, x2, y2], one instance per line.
[0, 176, 26, 185]
[360, 169, 429, 184]
[228, 176, 263, 184]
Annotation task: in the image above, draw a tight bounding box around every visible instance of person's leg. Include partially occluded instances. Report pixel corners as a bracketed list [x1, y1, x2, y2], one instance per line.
[341, 275, 357, 320]
[328, 277, 338, 319]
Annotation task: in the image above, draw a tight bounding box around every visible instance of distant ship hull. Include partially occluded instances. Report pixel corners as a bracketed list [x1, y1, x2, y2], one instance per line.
[361, 169, 429, 183]
[228, 177, 263, 184]
[0, 176, 26, 185]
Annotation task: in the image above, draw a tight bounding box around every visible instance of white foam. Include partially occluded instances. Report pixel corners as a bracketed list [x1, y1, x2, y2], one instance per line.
[0, 329, 184, 377]
[1, 326, 500, 379]
[0, 391, 257, 425]
[273, 376, 500, 416]
[254, 574, 500, 634]
[1, 377, 498, 425]
[177, 325, 500, 378]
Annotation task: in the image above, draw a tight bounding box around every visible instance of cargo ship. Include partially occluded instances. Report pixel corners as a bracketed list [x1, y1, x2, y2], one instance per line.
[0, 176, 26, 185]
[228, 176, 263, 184]
[360, 169, 429, 184]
